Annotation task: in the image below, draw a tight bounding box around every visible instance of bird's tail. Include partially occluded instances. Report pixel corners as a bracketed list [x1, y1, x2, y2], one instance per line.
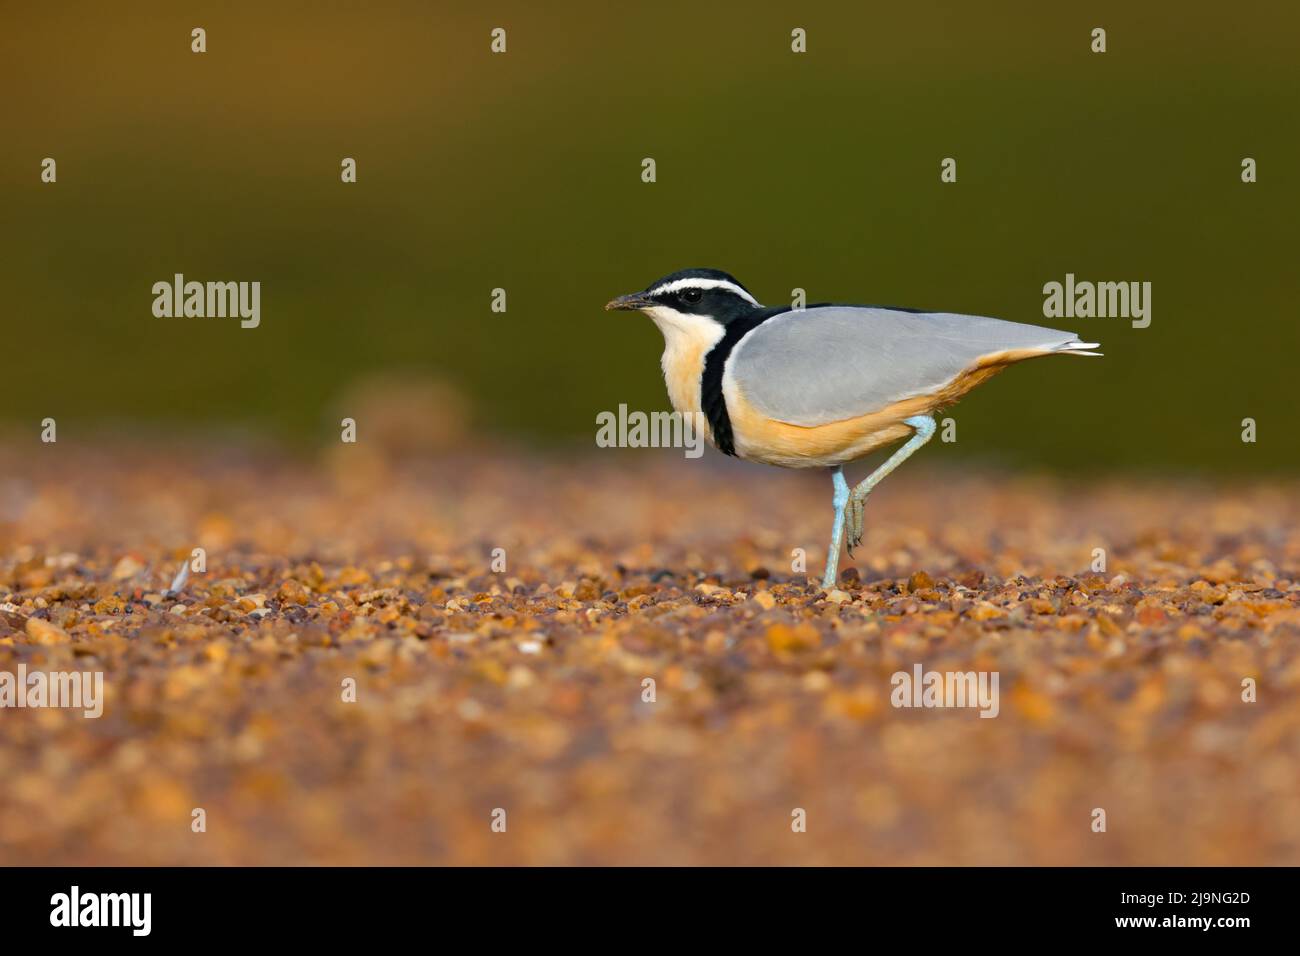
[1053, 339, 1103, 357]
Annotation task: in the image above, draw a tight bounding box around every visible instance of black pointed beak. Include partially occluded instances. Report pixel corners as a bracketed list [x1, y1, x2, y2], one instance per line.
[605, 292, 654, 312]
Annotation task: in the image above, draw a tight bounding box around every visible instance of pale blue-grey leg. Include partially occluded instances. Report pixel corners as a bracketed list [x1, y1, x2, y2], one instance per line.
[821, 466, 850, 589]
[845, 415, 937, 554]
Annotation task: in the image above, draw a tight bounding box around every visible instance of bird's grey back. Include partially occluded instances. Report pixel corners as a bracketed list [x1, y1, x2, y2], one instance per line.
[728, 306, 1084, 427]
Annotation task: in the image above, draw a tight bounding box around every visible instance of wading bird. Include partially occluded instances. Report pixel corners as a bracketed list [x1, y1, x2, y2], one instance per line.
[606, 269, 1100, 588]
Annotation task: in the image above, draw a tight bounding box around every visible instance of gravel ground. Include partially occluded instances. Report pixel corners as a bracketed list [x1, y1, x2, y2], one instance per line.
[1, 445, 1298, 865]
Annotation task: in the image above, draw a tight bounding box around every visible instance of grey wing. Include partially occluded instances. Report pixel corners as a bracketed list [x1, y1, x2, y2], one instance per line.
[728, 306, 1091, 427]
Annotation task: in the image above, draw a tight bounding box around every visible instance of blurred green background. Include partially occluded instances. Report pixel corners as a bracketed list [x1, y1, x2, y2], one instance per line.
[3, 1, 1296, 472]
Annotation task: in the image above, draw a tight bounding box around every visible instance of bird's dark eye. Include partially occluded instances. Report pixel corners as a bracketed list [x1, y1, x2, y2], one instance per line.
[682, 289, 703, 304]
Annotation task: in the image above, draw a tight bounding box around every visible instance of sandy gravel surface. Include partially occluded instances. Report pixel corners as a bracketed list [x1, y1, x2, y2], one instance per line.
[1, 446, 1297, 865]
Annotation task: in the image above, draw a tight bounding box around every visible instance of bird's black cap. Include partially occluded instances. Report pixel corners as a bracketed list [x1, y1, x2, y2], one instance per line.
[644, 268, 754, 298]
[606, 268, 761, 315]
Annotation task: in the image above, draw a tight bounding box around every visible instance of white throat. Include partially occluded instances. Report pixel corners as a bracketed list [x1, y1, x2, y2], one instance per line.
[644, 306, 724, 417]
[645, 305, 723, 346]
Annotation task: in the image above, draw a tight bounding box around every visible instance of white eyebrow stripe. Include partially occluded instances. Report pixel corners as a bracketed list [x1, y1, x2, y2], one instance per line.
[650, 278, 759, 306]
